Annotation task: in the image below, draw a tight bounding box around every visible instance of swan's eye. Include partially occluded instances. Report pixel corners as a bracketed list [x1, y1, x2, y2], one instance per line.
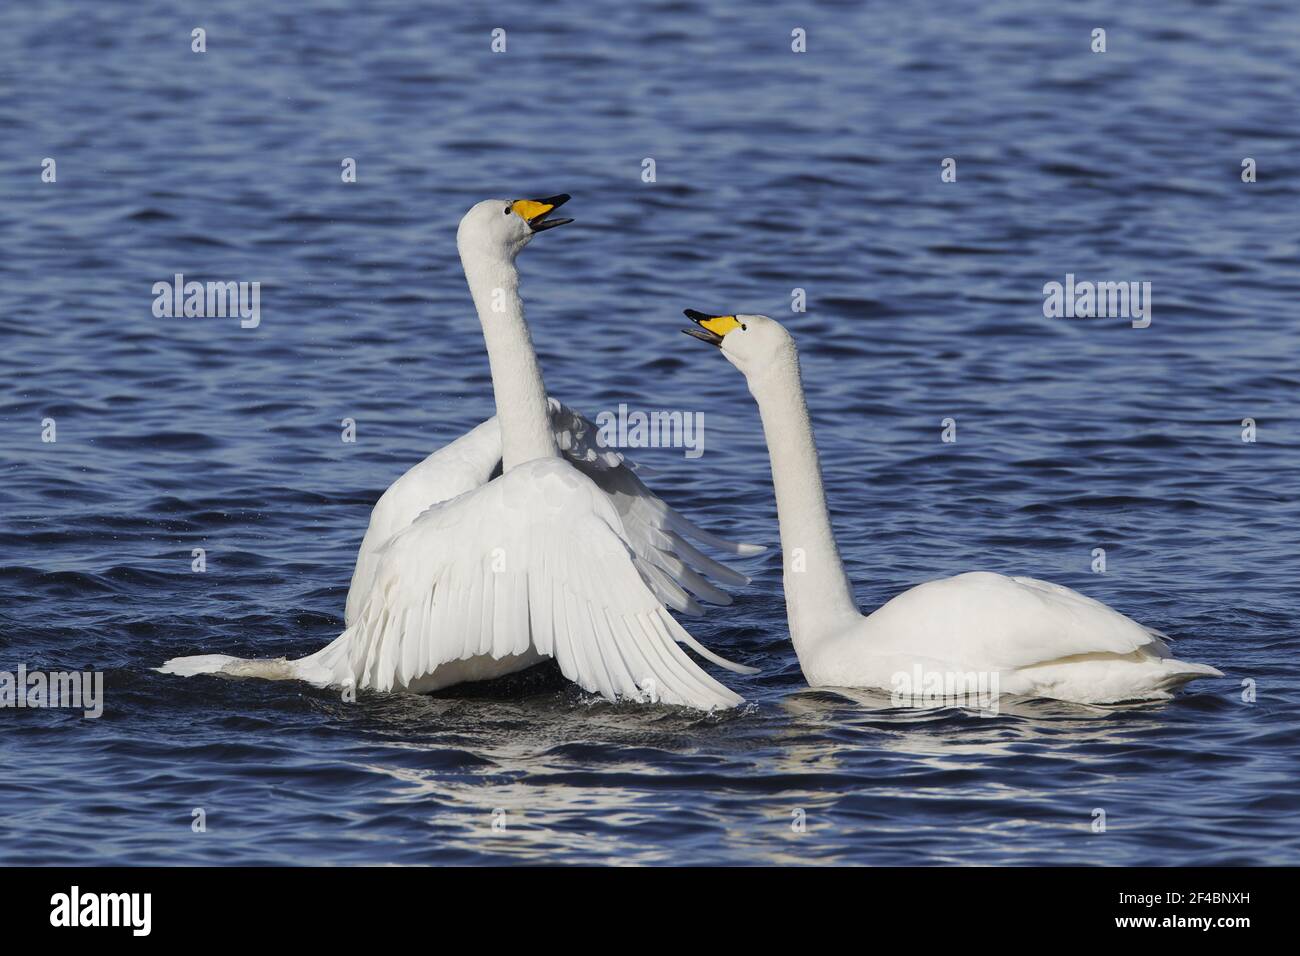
[740, 323, 748, 331]
[503, 206, 512, 215]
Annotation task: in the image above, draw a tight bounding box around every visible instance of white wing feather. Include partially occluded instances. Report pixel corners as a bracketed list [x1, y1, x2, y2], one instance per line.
[345, 418, 502, 625]
[344, 457, 745, 709]
[546, 400, 764, 614]
[345, 400, 763, 626]
[869, 571, 1174, 670]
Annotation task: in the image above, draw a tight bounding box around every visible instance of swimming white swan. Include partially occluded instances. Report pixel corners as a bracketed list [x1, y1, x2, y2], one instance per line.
[682, 310, 1223, 705]
[155, 198, 760, 710]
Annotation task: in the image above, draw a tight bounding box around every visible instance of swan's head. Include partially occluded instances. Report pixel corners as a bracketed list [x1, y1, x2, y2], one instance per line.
[682, 310, 794, 377]
[456, 194, 573, 260]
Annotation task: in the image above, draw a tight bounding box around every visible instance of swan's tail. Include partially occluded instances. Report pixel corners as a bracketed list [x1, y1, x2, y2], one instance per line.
[1155, 658, 1224, 690]
[1015, 650, 1223, 703]
[158, 632, 353, 687]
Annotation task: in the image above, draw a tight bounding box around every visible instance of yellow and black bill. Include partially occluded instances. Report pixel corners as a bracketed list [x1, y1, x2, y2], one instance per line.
[682, 309, 743, 346]
[511, 194, 573, 231]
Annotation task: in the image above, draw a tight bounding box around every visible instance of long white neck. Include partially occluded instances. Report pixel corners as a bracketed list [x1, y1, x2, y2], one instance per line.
[459, 247, 557, 470]
[746, 347, 860, 662]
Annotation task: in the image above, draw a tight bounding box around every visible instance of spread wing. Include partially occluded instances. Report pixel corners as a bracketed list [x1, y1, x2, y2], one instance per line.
[343, 457, 749, 709]
[547, 399, 765, 615]
[345, 418, 503, 625]
[346, 400, 765, 626]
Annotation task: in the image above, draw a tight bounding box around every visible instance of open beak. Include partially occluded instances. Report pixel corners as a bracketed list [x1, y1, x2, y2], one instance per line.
[682, 309, 742, 347]
[512, 194, 573, 232]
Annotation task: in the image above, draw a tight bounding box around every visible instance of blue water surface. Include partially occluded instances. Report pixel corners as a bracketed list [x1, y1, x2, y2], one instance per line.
[1, 0, 1298, 865]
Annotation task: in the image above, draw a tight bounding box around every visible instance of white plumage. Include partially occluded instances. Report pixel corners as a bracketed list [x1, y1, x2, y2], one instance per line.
[682, 310, 1222, 705]
[160, 198, 760, 710]
[346, 399, 759, 628]
[811, 571, 1221, 703]
[307, 458, 745, 708]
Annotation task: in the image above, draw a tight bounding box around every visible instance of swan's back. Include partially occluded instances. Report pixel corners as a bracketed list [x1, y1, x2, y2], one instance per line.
[870, 572, 1152, 667]
[855, 572, 1220, 703]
